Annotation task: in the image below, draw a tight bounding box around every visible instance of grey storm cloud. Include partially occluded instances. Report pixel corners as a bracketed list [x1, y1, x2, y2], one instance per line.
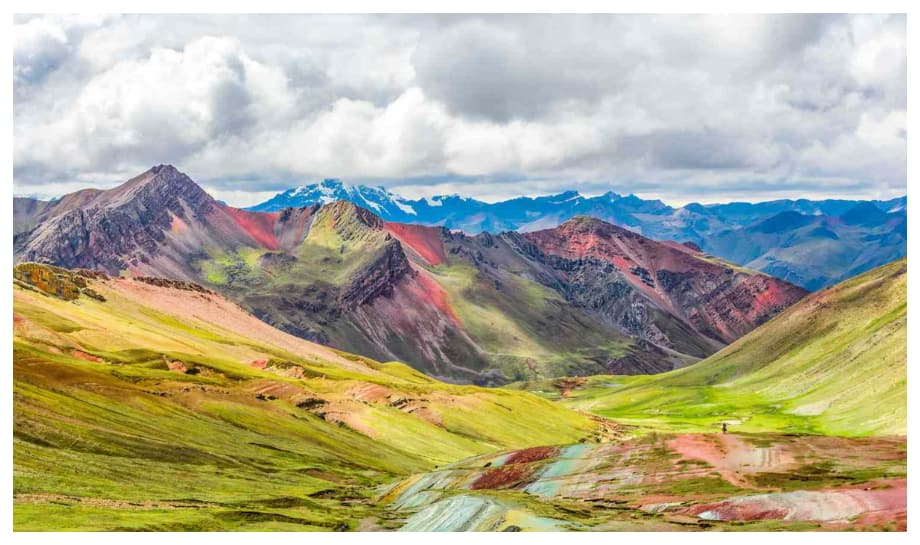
[12, 13, 906, 206]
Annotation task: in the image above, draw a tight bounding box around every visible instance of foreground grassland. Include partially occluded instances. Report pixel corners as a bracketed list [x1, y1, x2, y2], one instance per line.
[381, 432, 905, 531]
[12, 265, 597, 531]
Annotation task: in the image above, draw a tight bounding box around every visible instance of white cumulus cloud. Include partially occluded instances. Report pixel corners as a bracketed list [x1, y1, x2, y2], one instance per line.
[13, 14, 906, 206]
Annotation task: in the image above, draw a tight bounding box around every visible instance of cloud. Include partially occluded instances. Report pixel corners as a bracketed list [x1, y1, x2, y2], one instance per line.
[13, 14, 906, 206]
[15, 35, 297, 181]
[14, 15, 93, 84]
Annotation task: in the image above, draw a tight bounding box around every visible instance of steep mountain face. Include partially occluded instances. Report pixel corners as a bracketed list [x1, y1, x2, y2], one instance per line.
[519, 217, 807, 353]
[205, 207, 805, 382]
[561, 258, 907, 436]
[13, 263, 598, 530]
[15, 165, 275, 278]
[247, 182, 906, 289]
[14, 166, 807, 384]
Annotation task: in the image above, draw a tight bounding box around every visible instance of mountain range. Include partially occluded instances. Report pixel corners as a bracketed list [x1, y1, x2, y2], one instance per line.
[13, 165, 807, 384]
[246, 179, 906, 290]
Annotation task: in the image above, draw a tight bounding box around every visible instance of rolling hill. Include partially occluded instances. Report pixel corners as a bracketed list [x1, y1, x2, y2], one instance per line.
[12, 262, 601, 530]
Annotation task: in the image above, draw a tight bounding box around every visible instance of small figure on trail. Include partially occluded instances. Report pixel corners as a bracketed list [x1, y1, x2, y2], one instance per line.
[722, 422, 727, 434]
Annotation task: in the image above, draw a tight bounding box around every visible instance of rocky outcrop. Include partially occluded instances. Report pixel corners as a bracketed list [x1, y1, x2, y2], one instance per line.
[134, 276, 215, 295]
[339, 238, 414, 308]
[13, 263, 107, 301]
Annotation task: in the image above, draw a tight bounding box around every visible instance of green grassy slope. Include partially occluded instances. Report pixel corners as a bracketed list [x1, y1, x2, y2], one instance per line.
[423, 259, 636, 380]
[12, 265, 597, 530]
[550, 259, 906, 436]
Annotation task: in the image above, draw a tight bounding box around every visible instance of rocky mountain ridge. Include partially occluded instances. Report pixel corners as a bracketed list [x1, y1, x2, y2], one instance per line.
[14, 165, 808, 383]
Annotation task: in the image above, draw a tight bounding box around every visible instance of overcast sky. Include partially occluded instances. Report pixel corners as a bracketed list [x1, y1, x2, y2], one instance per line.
[13, 14, 906, 206]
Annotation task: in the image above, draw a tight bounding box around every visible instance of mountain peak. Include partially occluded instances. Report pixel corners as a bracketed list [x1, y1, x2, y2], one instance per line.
[749, 210, 813, 234]
[559, 214, 622, 233]
[149, 164, 181, 176]
[315, 200, 384, 231]
[840, 202, 889, 227]
[538, 190, 581, 203]
[249, 179, 414, 216]
[107, 164, 210, 209]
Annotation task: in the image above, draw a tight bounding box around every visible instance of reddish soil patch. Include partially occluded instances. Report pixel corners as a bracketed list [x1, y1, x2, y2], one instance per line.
[72, 350, 104, 363]
[553, 377, 587, 398]
[667, 433, 794, 489]
[249, 359, 268, 369]
[471, 463, 538, 490]
[855, 508, 907, 531]
[408, 267, 461, 326]
[221, 205, 280, 250]
[683, 478, 906, 524]
[348, 383, 395, 403]
[384, 222, 448, 266]
[506, 446, 559, 465]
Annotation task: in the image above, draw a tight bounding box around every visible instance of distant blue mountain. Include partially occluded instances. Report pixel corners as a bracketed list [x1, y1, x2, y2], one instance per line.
[247, 181, 906, 289]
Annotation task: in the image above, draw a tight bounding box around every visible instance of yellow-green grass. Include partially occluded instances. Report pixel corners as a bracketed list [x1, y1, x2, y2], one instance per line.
[553, 259, 906, 436]
[12, 271, 596, 530]
[285, 202, 395, 286]
[427, 260, 633, 379]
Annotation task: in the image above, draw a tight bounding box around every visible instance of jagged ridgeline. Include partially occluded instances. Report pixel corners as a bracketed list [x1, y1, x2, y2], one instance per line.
[243, 179, 906, 291]
[12, 262, 606, 530]
[14, 165, 807, 384]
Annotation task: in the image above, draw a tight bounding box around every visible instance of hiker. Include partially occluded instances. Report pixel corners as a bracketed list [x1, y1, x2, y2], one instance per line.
[721, 422, 727, 434]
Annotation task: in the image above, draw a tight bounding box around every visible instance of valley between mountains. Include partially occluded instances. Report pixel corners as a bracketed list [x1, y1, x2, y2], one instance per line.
[11, 165, 907, 531]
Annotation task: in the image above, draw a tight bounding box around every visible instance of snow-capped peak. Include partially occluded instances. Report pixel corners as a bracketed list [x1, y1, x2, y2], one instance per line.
[248, 179, 422, 216]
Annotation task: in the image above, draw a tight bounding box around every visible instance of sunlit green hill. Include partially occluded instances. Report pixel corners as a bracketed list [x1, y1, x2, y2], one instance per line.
[545, 259, 906, 436]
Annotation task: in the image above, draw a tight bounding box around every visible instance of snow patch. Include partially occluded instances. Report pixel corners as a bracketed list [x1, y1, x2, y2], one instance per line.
[393, 199, 417, 215]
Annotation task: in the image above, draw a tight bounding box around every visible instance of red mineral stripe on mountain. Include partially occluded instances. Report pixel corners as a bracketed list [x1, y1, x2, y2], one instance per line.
[384, 222, 448, 266]
[408, 266, 461, 327]
[221, 206, 281, 250]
